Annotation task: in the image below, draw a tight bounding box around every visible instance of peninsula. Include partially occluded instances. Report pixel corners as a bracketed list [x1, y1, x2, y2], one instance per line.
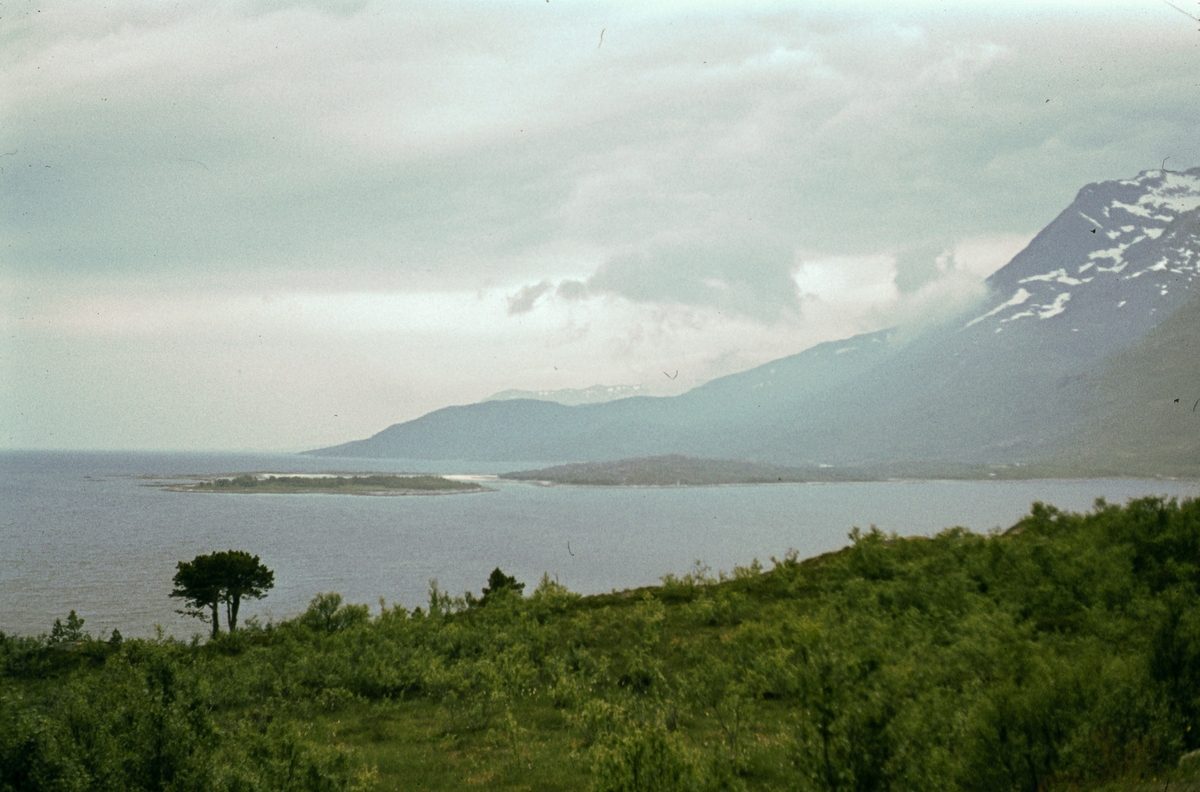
[500, 455, 848, 486]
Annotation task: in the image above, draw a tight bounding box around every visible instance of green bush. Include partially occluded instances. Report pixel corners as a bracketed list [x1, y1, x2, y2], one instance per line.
[6, 496, 1200, 790]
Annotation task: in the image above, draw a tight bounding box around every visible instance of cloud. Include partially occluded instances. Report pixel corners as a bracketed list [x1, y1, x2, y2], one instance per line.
[9, 2, 1198, 297]
[586, 232, 799, 322]
[5, 1, 1200, 450]
[1, 275, 815, 449]
[942, 234, 1035, 279]
[789, 231, 1034, 339]
[556, 280, 589, 300]
[794, 255, 898, 310]
[507, 280, 554, 315]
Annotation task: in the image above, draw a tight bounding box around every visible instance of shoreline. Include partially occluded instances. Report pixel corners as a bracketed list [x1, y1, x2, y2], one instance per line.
[500, 473, 1200, 489]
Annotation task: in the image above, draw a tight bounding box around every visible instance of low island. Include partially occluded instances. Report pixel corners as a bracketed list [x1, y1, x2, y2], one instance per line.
[179, 473, 486, 496]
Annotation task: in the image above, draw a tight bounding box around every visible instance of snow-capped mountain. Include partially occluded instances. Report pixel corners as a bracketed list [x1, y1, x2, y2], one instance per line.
[970, 168, 1200, 347]
[309, 169, 1200, 476]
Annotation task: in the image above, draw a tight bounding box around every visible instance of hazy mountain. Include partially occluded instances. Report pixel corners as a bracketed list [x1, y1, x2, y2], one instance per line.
[309, 168, 1200, 476]
[485, 384, 654, 406]
[307, 330, 899, 463]
[1058, 285, 1200, 477]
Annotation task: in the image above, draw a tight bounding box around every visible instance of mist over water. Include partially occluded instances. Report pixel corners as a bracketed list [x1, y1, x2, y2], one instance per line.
[3, 450, 1197, 639]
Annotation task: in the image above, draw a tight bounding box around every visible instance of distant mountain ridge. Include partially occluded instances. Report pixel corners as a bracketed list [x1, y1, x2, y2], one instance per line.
[309, 168, 1200, 477]
[486, 384, 654, 406]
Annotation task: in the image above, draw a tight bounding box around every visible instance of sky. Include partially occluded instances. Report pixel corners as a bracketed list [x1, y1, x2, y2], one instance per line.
[3, 0, 1199, 452]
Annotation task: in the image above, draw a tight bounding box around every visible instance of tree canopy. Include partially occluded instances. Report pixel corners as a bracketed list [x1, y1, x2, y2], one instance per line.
[171, 550, 274, 636]
[479, 567, 525, 606]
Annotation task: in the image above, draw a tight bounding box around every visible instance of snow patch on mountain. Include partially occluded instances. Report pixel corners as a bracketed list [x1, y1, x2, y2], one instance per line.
[1139, 171, 1200, 211]
[971, 168, 1200, 334]
[965, 287, 1032, 327]
[1109, 201, 1160, 220]
[1037, 292, 1071, 319]
[1019, 268, 1090, 286]
[1089, 243, 1130, 271]
[1108, 171, 1200, 221]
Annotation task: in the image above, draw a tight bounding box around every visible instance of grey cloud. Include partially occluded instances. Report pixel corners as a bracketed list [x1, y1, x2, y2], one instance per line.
[242, 0, 369, 18]
[556, 280, 589, 301]
[10, 1, 1200, 453]
[4, 3, 1199, 303]
[586, 234, 799, 323]
[507, 280, 553, 315]
[894, 242, 954, 293]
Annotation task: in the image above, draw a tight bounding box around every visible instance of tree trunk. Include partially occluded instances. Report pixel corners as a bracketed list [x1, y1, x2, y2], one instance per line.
[209, 601, 220, 637]
[229, 594, 241, 632]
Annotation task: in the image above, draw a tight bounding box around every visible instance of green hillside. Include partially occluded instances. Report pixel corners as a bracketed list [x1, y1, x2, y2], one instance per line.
[5, 495, 1200, 791]
[1063, 290, 1200, 478]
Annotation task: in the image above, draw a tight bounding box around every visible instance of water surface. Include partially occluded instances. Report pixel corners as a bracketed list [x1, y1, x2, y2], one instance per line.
[2, 450, 1196, 638]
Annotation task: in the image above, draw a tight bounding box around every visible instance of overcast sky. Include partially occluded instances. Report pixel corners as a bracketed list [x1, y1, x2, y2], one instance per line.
[3, 0, 1198, 452]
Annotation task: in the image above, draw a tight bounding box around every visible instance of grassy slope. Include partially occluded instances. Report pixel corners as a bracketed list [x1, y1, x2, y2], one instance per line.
[7, 495, 1200, 791]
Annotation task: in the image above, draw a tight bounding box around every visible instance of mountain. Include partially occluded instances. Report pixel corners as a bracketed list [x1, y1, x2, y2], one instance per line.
[307, 328, 900, 463]
[309, 168, 1200, 475]
[485, 384, 655, 406]
[1061, 284, 1200, 477]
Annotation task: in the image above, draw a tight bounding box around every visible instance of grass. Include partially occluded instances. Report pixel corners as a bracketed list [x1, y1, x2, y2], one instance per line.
[304, 698, 590, 791]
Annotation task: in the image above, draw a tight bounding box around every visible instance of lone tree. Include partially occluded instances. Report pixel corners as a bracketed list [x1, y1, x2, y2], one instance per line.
[171, 553, 223, 636]
[171, 550, 274, 637]
[479, 567, 525, 606]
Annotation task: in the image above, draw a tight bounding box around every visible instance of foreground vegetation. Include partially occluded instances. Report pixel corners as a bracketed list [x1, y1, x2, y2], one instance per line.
[5, 495, 1200, 790]
[184, 474, 484, 495]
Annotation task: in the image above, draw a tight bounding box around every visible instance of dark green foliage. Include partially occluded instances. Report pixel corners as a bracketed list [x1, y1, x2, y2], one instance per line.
[301, 593, 371, 635]
[171, 550, 274, 636]
[479, 567, 525, 606]
[7, 496, 1200, 790]
[171, 553, 226, 637]
[590, 720, 698, 792]
[0, 638, 368, 791]
[209, 551, 274, 633]
[48, 611, 87, 645]
[1151, 591, 1200, 749]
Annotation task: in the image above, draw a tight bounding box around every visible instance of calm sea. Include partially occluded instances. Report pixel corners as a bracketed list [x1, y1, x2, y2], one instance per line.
[2, 450, 1197, 639]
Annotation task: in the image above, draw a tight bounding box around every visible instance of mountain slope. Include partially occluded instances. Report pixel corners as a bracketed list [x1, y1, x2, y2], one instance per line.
[485, 384, 654, 406]
[310, 329, 902, 462]
[1060, 287, 1200, 476]
[309, 168, 1200, 474]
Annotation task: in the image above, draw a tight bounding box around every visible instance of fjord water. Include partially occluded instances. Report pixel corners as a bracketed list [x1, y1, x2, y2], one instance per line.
[3, 450, 1197, 639]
